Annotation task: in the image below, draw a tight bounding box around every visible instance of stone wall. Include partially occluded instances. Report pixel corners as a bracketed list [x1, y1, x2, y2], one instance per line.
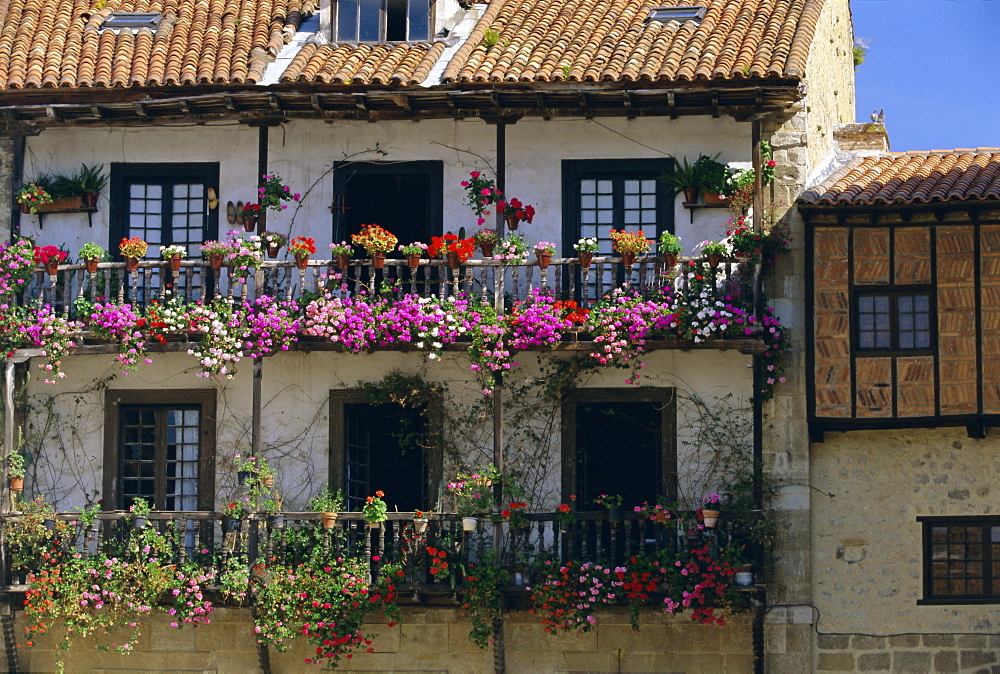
[811, 427, 1000, 671]
[9, 606, 754, 673]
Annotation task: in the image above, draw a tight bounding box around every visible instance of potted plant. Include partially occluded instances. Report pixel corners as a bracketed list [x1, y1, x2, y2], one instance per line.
[398, 241, 427, 268]
[473, 228, 499, 257]
[16, 181, 53, 213]
[428, 233, 476, 269]
[200, 240, 230, 269]
[33, 245, 68, 275]
[220, 499, 249, 531]
[351, 224, 398, 268]
[412, 509, 432, 534]
[261, 231, 287, 258]
[460, 170, 502, 226]
[534, 241, 556, 269]
[573, 237, 599, 267]
[497, 197, 535, 231]
[159, 244, 187, 272]
[658, 232, 683, 268]
[329, 241, 353, 270]
[241, 202, 262, 231]
[129, 497, 151, 529]
[594, 493, 623, 522]
[119, 236, 148, 270]
[308, 487, 345, 529]
[693, 154, 729, 204]
[701, 493, 722, 528]
[257, 173, 301, 212]
[288, 236, 317, 269]
[608, 229, 651, 266]
[491, 234, 528, 266]
[660, 157, 702, 204]
[700, 241, 728, 268]
[8, 451, 25, 492]
[447, 465, 501, 531]
[77, 164, 107, 207]
[363, 490, 388, 528]
[77, 242, 106, 273]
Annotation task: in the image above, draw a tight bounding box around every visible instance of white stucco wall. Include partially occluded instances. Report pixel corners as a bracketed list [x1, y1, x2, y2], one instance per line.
[19, 115, 752, 259]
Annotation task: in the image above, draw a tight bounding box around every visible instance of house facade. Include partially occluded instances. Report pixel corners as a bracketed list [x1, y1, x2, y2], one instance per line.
[0, 0, 861, 671]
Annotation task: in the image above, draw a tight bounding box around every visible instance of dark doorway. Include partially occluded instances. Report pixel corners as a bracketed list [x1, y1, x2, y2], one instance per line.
[562, 389, 676, 511]
[331, 161, 443, 255]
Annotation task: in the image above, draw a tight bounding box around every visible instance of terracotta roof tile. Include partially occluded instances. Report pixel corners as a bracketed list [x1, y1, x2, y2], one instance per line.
[0, 0, 316, 88]
[442, 0, 823, 84]
[800, 150, 1000, 206]
[280, 41, 445, 85]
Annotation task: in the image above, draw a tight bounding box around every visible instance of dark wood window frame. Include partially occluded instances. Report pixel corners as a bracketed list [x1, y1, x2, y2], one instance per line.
[103, 389, 217, 511]
[918, 515, 1000, 605]
[560, 387, 678, 503]
[854, 285, 936, 355]
[332, 0, 433, 43]
[328, 389, 444, 511]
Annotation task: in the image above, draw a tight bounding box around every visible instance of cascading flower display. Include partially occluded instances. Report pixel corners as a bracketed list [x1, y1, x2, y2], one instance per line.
[0, 238, 37, 295]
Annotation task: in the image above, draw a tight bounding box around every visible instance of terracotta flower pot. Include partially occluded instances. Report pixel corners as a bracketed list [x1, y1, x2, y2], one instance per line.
[336, 254, 351, 270]
[704, 192, 725, 205]
[505, 212, 520, 231]
[446, 251, 461, 269]
[536, 252, 552, 269]
[406, 254, 421, 269]
[44, 261, 59, 275]
[320, 512, 338, 529]
[84, 258, 99, 274]
[294, 254, 310, 270]
[83, 192, 99, 208]
[209, 254, 223, 270]
[242, 214, 257, 232]
[707, 254, 722, 269]
[125, 256, 139, 271]
[266, 243, 280, 259]
[682, 187, 699, 205]
[367, 520, 382, 529]
[262, 476, 275, 488]
[663, 253, 678, 269]
[479, 242, 495, 257]
[702, 509, 720, 528]
[371, 253, 386, 269]
[620, 251, 636, 267]
[578, 251, 593, 267]
[9, 477, 23, 492]
[168, 255, 182, 272]
[413, 518, 429, 534]
[19, 203, 30, 214]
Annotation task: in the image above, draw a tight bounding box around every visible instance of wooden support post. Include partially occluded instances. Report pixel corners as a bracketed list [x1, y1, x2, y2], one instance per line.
[2, 361, 12, 514]
[496, 121, 506, 238]
[750, 118, 766, 674]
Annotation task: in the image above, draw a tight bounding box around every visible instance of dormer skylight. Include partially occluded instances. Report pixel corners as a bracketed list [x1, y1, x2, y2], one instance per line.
[101, 12, 162, 30]
[646, 6, 707, 23]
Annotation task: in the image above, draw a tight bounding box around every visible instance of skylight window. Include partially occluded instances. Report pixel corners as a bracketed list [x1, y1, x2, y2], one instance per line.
[646, 6, 707, 23]
[102, 12, 162, 29]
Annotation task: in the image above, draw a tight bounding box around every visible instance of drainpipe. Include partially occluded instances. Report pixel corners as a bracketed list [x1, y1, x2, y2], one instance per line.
[750, 120, 765, 674]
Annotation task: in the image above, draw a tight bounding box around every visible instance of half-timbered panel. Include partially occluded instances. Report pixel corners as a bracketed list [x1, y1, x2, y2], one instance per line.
[855, 357, 892, 417]
[854, 228, 890, 285]
[895, 227, 932, 285]
[936, 226, 977, 415]
[897, 356, 935, 417]
[980, 225, 1000, 412]
[813, 228, 852, 417]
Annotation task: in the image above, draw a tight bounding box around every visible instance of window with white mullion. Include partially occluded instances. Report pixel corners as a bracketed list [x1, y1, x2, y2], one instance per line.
[334, 0, 429, 42]
[120, 406, 200, 511]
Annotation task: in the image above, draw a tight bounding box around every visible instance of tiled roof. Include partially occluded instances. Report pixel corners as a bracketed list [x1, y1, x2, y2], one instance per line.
[800, 150, 1000, 206]
[280, 42, 446, 85]
[0, 0, 316, 88]
[442, 0, 823, 84]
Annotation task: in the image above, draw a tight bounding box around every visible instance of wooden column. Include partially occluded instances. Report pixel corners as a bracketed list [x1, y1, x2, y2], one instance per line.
[750, 119, 765, 674]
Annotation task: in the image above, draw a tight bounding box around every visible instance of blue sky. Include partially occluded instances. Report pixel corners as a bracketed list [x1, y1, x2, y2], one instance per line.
[852, 0, 1000, 152]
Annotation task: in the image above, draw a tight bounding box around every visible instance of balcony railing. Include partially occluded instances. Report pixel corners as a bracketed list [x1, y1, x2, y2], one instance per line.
[1, 509, 758, 594]
[24, 256, 750, 320]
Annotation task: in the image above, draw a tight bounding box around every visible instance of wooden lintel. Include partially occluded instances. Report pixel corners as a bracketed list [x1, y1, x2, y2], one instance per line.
[390, 94, 411, 111]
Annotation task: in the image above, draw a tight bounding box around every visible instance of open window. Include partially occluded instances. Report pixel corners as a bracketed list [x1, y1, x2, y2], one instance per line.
[333, 0, 431, 42]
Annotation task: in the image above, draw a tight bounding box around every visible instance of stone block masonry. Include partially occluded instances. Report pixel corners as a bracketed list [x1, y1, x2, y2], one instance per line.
[815, 632, 1000, 672]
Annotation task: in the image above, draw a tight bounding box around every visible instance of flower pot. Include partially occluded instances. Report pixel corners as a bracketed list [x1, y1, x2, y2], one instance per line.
[536, 252, 552, 269]
[446, 251, 461, 269]
[413, 517, 429, 534]
[125, 256, 140, 271]
[9, 477, 23, 492]
[320, 512, 338, 529]
[209, 254, 223, 270]
[262, 476, 275, 488]
[132, 516, 147, 529]
[266, 243, 280, 259]
[336, 254, 351, 270]
[702, 509, 720, 528]
[371, 253, 386, 269]
[294, 254, 310, 270]
[479, 242, 495, 258]
[682, 187, 699, 205]
[84, 258, 99, 274]
[43, 518, 56, 530]
[578, 251, 593, 267]
[83, 192, 99, 208]
[237, 470, 252, 485]
[242, 215, 257, 232]
[168, 255, 182, 272]
[406, 254, 421, 269]
[462, 516, 478, 532]
[620, 252, 636, 267]
[221, 516, 243, 532]
[735, 571, 754, 586]
[707, 254, 721, 269]
[44, 261, 59, 275]
[267, 514, 285, 529]
[704, 191, 725, 205]
[367, 520, 382, 529]
[663, 253, 678, 269]
[19, 203, 30, 214]
[607, 506, 622, 522]
[505, 212, 520, 231]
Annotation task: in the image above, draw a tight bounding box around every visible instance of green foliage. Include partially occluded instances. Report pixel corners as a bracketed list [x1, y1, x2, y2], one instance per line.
[853, 45, 867, 70]
[461, 554, 510, 648]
